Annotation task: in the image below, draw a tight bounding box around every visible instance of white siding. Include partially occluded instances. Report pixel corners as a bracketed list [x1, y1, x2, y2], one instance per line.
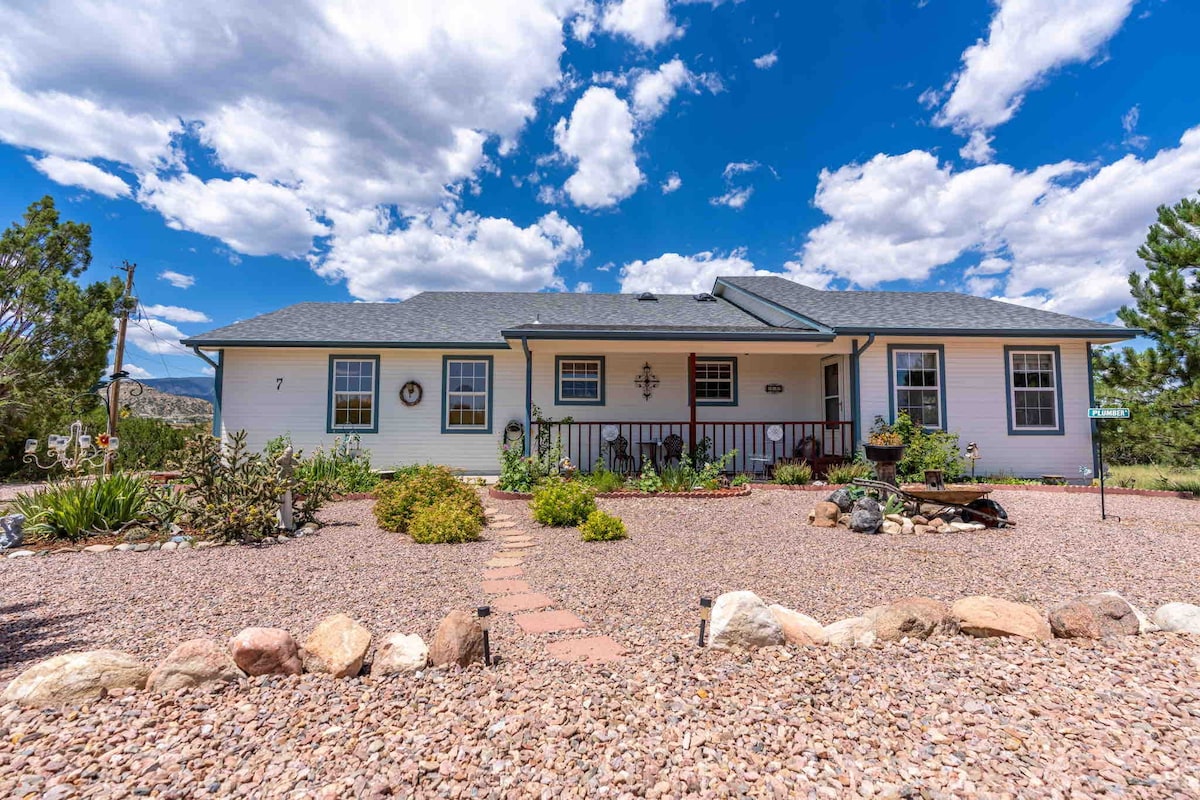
[857, 337, 1093, 479]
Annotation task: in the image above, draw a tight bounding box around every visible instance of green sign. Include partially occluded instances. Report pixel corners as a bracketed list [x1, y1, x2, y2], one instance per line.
[1088, 407, 1130, 419]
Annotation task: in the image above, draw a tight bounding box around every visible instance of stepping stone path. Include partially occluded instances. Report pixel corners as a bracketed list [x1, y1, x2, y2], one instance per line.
[481, 505, 625, 664]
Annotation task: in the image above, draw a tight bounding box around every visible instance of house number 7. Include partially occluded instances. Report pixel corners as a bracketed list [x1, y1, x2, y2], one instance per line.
[276, 378, 284, 391]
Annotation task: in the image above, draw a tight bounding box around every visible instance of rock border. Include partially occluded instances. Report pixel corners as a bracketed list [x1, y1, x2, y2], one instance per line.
[3, 522, 321, 560]
[488, 486, 752, 501]
[758, 482, 1193, 499]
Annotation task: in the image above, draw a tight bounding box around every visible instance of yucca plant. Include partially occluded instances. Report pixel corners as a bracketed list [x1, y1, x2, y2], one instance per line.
[11, 473, 151, 542]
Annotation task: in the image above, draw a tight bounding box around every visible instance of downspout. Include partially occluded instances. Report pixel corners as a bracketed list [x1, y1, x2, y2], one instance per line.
[688, 352, 697, 450]
[1087, 342, 1098, 480]
[521, 337, 533, 458]
[849, 334, 876, 450]
[190, 346, 223, 437]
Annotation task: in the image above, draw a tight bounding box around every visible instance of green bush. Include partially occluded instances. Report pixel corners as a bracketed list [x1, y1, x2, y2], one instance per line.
[585, 464, 626, 493]
[892, 412, 968, 481]
[374, 464, 481, 533]
[633, 463, 663, 494]
[11, 472, 150, 542]
[730, 473, 751, 487]
[773, 461, 813, 485]
[825, 461, 872, 485]
[531, 480, 596, 526]
[659, 464, 693, 492]
[408, 497, 484, 543]
[579, 509, 627, 541]
[266, 434, 380, 494]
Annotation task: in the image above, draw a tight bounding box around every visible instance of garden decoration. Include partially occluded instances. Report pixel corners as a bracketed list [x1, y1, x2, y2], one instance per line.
[24, 419, 118, 474]
[964, 442, 981, 479]
[276, 446, 297, 532]
[852, 478, 1012, 528]
[864, 416, 905, 487]
[634, 362, 659, 401]
[698, 597, 713, 647]
[399, 380, 423, 406]
[477, 606, 494, 666]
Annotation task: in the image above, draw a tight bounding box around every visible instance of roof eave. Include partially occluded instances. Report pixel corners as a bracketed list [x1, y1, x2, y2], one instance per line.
[830, 327, 1141, 340]
[179, 338, 510, 349]
[501, 328, 836, 342]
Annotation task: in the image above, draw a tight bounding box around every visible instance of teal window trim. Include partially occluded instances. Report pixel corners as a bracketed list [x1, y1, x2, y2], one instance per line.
[693, 356, 738, 406]
[1004, 345, 1065, 435]
[887, 344, 947, 431]
[442, 355, 494, 434]
[554, 355, 606, 406]
[327, 355, 381, 434]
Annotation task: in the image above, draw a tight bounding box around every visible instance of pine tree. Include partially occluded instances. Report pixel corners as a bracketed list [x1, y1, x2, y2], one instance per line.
[1097, 193, 1200, 465]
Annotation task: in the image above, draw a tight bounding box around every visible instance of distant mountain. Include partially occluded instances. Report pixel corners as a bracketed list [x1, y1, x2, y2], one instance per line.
[140, 377, 216, 404]
[119, 384, 212, 424]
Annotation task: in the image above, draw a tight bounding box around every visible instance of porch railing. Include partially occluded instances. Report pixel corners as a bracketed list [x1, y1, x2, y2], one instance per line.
[530, 420, 853, 476]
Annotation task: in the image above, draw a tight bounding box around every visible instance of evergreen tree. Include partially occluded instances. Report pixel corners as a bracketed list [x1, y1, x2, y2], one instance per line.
[1097, 193, 1200, 464]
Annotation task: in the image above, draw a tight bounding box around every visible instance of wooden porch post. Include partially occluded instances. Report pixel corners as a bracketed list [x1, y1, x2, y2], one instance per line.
[688, 352, 697, 451]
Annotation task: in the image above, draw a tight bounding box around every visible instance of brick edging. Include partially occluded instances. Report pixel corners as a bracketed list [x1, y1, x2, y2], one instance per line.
[488, 486, 752, 501]
[755, 482, 1193, 499]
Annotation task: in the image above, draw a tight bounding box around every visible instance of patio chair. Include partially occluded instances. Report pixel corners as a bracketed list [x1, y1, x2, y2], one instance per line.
[609, 435, 635, 475]
[662, 434, 684, 467]
[795, 436, 822, 462]
[748, 452, 773, 480]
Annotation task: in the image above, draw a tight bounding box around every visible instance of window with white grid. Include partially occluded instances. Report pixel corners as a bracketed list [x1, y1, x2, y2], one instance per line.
[445, 358, 490, 430]
[330, 358, 376, 430]
[1009, 350, 1059, 430]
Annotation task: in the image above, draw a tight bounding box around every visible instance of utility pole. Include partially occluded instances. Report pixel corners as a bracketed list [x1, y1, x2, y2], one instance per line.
[106, 262, 136, 475]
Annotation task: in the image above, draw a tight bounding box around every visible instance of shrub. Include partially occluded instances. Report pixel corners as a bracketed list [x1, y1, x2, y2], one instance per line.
[12, 472, 150, 542]
[579, 509, 627, 541]
[893, 413, 968, 480]
[659, 464, 693, 492]
[585, 464, 626, 493]
[177, 431, 286, 543]
[374, 465, 480, 533]
[498, 442, 537, 493]
[730, 473, 751, 487]
[266, 434, 380, 494]
[825, 461, 872, 485]
[531, 480, 596, 526]
[408, 497, 484, 543]
[633, 463, 663, 494]
[773, 461, 813, 485]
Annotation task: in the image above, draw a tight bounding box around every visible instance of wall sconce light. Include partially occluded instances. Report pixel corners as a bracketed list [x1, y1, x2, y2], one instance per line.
[698, 597, 713, 647]
[477, 606, 493, 666]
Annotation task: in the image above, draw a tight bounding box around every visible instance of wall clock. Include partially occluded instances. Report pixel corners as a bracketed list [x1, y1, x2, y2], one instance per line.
[400, 380, 423, 407]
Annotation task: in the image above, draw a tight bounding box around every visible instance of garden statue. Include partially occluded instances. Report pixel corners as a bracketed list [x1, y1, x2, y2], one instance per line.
[276, 446, 296, 532]
[0, 514, 24, 550]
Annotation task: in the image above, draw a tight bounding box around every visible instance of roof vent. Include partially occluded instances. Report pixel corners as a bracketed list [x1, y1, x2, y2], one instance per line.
[693, 292, 716, 302]
[637, 292, 658, 302]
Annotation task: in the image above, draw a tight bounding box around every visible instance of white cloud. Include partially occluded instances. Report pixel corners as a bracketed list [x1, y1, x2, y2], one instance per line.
[619, 248, 769, 294]
[932, 0, 1135, 152]
[314, 208, 584, 301]
[1122, 104, 1149, 149]
[574, 281, 593, 293]
[127, 317, 192, 357]
[710, 187, 753, 210]
[158, 270, 195, 289]
[661, 172, 682, 193]
[599, 0, 682, 48]
[553, 87, 644, 209]
[795, 125, 1200, 318]
[107, 362, 154, 380]
[29, 155, 131, 198]
[631, 58, 696, 122]
[709, 161, 773, 210]
[959, 130, 996, 165]
[753, 51, 778, 70]
[140, 304, 211, 324]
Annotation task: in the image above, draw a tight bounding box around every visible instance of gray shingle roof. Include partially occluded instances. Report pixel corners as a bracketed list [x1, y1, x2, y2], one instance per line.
[716, 276, 1132, 336]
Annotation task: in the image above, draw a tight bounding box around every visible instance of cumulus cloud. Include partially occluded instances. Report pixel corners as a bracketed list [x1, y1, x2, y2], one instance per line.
[661, 172, 682, 193]
[127, 317, 192, 357]
[631, 58, 699, 122]
[553, 87, 644, 209]
[709, 161, 774, 210]
[158, 270, 195, 289]
[140, 304, 211, 324]
[314, 208, 585, 301]
[753, 51, 778, 70]
[619, 248, 769, 294]
[599, 0, 682, 48]
[794, 126, 1200, 318]
[29, 155, 131, 198]
[107, 362, 153, 380]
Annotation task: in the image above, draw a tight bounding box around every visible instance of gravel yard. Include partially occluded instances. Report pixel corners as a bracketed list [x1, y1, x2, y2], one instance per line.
[1, 489, 1198, 797]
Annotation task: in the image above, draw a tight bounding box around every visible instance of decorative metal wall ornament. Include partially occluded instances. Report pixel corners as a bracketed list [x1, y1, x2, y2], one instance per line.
[400, 380, 423, 406]
[634, 362, 660, 401]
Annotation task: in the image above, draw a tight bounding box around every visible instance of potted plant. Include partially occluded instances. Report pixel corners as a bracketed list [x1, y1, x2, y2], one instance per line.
[864, 416, 905, 464]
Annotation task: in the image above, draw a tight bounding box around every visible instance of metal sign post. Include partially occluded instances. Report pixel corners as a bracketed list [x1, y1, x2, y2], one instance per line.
[1088, 408, 1129, 521]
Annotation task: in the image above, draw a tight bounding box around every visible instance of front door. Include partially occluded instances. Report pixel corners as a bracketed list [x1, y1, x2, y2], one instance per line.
[823, 361, 841, 423]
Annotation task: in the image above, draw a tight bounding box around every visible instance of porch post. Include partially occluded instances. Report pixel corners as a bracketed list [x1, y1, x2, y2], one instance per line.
[521, 337, 533, 458]
[688, 352, 697, 451]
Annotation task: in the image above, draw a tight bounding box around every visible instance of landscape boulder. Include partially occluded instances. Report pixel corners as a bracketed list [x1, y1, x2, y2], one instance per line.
[0, 514, 24, 550]
[768, 605, 826, 645]
[1048, 594, 1139, 639]
[1154, 602, 1200, 634]
[709, 591, 784, 650]
[429, 610, 485, 667]
[2, 650, 149, 706]
[823, 616, 876, 647]
[371, 633, 429, 676]
[808, 501, 840, 528]
[826, 488, 853, 512]
[147, 639, 245, 692]
[880, 520, 902, 535]
[870, 597, 958, 642]
[302, 614, 372, 678]
[1101, 591, 1158, 633]
[951, 596, 1051, 641]
[849, 497, 883, 534]
[229, 627, 303, 676]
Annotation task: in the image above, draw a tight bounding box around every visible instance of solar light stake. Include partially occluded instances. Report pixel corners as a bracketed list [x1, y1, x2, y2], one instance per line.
[698, 597, 713, 647]
[478, 606, 493, 666]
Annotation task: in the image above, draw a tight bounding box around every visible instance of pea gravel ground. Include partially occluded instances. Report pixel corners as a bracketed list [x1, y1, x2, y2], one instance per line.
[1, 490, 1198, 798]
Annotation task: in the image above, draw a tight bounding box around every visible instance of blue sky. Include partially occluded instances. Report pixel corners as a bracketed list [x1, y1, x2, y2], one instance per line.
[1, 0, 1197, 378]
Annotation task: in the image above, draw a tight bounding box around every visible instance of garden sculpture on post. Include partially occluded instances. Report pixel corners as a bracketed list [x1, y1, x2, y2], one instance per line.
[277, 446, 296, 532]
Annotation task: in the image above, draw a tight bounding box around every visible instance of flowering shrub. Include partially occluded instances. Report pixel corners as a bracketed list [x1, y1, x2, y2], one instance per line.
[773, 461, 813, 485]
[579, 509, 627, 541]
[531, 480, 596, 526]
[408, 497, 484, 543]
[374, 465, 482, 534]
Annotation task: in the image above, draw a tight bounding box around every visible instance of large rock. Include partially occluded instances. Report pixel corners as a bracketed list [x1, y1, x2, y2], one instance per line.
[371, 633, 429, 676]
[302, 614, 372, 678]
[2, 650, 149, 706]
[228, 628, 303, 676]
[849, 497, 882, 534]
[0, 514, 24, 550]
[1154, 602, 1200, 634]
[808, 501, 840, 528]
[951, 596, 1051, 641]
[768, 605, 825, 645]
[429, 610, 485, 667]
[708, 591, 784, 650]
[147, 639, 245, 692]
[826, 488, 853, 512]
[1048, 594, 1139, 639]
[823, 616, 876, 647]
[1101, 592, 1157, 634]
[870, 597, 958, 642]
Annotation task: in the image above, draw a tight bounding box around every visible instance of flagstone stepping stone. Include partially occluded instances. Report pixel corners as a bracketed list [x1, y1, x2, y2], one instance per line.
[488, 521, 518, 530]
[514, 610, 586, 634]
[484, 507, 499, 516]
[481, 579, 530, 594]
[483, 567, 524, 579]
[494, 593, 555, 613]
[501, 540, 536, 550]
[489, 514, 514, 522]
[495, 550, 530, 559]
[485, 557, 524, 568]
[546, 636, 627, 663]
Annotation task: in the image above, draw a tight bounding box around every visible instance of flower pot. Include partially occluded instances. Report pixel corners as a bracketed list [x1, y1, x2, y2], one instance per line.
[864, 444, 905, 464]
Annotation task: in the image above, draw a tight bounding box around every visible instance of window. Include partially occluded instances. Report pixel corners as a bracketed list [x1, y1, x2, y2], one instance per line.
[555, 356, 605, 405]
[443, 356, 492, 433]
[1006, 347, 1063, 434]
[328, 356, 379, 433]
[823, 362, 841, 422]
[889, 346, 944, 429]
[694, 357, 737, 405]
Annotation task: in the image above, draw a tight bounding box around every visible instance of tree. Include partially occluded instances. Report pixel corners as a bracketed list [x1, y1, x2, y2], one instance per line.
[0, 196, 124, 439]
[1097, 193, 1200, 465]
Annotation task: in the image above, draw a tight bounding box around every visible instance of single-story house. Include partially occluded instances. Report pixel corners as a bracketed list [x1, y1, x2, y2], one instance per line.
[181, 276, 1135, 480]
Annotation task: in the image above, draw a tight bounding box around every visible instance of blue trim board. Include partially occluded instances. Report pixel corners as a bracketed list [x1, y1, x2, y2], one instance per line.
[441, 354, 495, 435]
[326, 354, 381, 434]
[554, 355, 606, 406]
[522, 339, 533, 457]
[886, 343, 948, 431]
[1003, 345, 1065, 436]
[850, 334, 875, 447]
[213, 349, 224, 437]
[694, 355, 738, 406]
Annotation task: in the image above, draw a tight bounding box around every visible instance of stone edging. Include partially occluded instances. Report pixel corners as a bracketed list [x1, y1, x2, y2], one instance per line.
[4, 522, 321, 560]
[488, 486, 752, 501]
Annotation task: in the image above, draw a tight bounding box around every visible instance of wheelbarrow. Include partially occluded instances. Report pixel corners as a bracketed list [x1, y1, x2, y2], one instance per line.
[851, 479, 1012, 528]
